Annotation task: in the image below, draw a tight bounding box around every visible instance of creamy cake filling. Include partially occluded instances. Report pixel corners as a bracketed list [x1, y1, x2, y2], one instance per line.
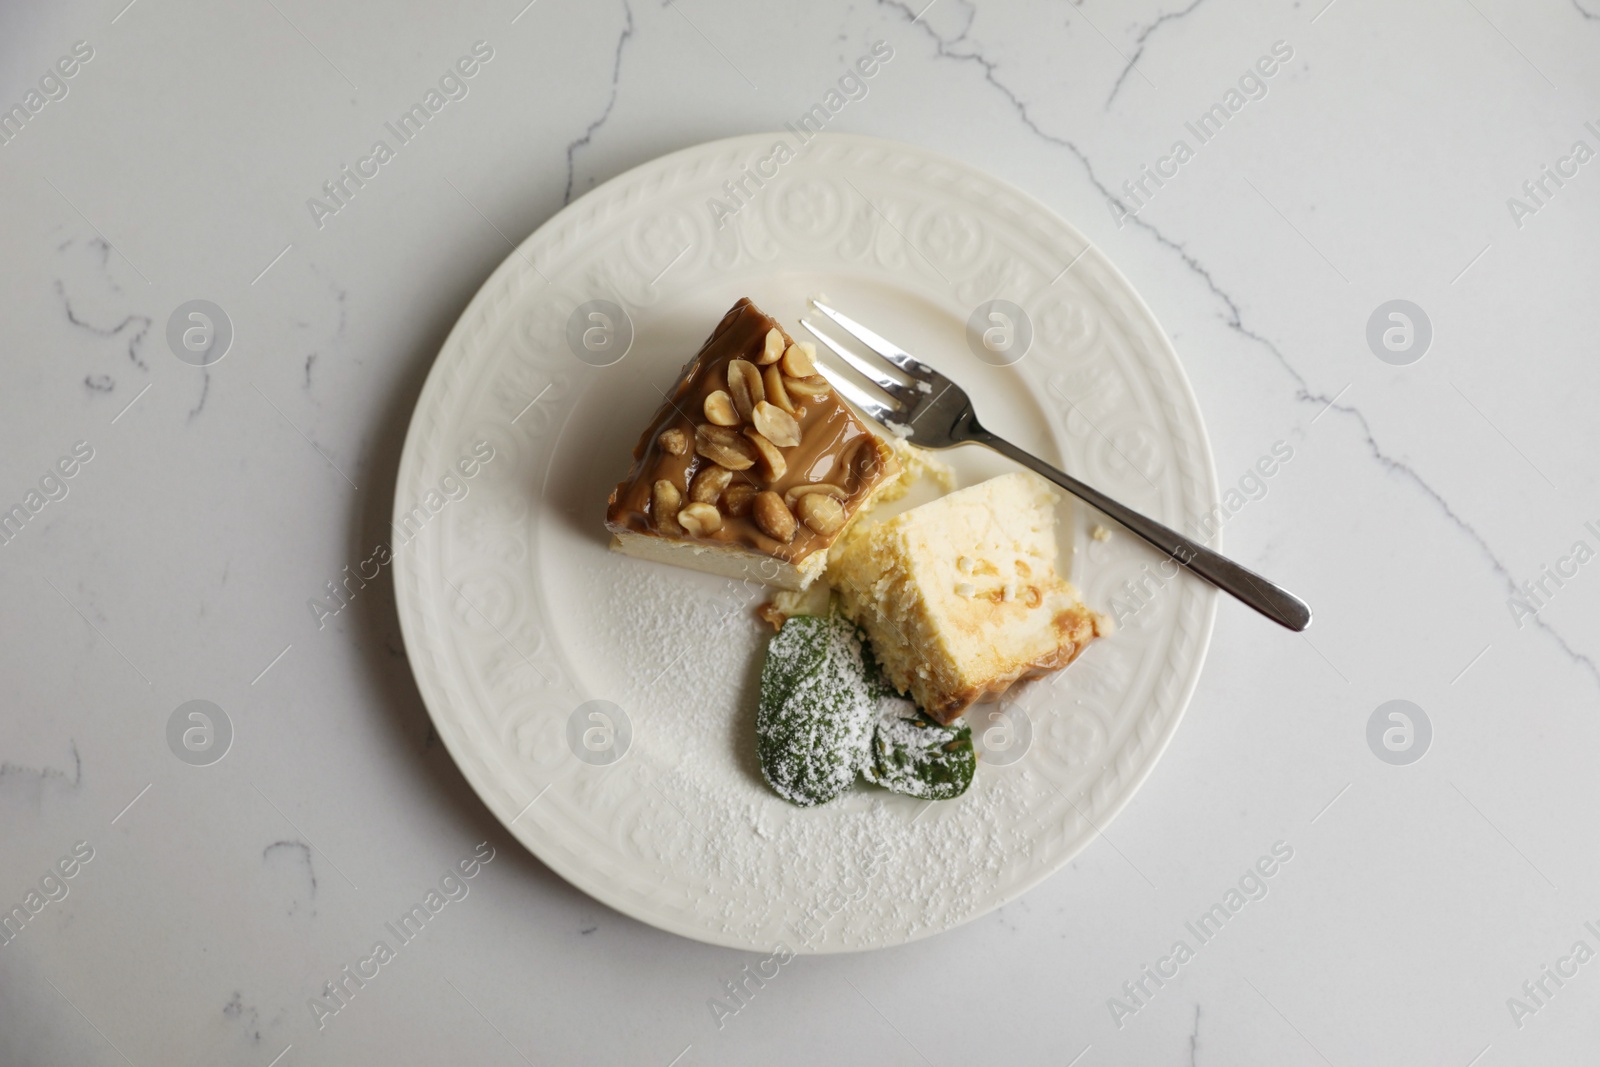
[829, 471, 1109, 724]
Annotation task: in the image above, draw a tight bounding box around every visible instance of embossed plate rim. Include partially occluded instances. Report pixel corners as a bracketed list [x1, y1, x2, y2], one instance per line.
[393, 132, 1219, 952]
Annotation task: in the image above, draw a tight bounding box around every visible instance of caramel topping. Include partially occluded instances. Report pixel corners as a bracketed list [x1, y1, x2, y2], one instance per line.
[605, 298, 897, 564]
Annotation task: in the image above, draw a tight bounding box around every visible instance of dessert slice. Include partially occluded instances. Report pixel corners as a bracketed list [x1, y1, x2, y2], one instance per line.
[830, 471, 1109, 724]
[605, 298, 899, 590]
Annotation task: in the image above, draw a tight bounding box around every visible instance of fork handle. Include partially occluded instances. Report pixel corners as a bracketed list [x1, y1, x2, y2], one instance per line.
[977, 432, 1312, 632]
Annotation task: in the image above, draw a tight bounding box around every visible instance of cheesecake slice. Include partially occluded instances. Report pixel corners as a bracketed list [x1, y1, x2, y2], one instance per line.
[605, 298, 900, 590]
[830, 472, 1109, 724]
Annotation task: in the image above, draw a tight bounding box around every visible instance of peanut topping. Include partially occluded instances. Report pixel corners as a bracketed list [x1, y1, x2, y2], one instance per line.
[676, 502, 722, 536]
[604, 300, 904, 562]
[695, 424, 758, 470]
[753, 490, 797, 542]
[751, 401, 801, 448]
[703, 390, 739, 426]
[780, 341, 817, 378]
[763, 364, 795, 414]
[796, 492, 846, 536]
[651, 479, 683, 534]
[724, 483, 757, 517]
[744, 428, 788, 483]
[782, 482, 849, 508]
[689, 464, 733, 504]
[758, 327, 785, 365]
[657, 427, 689, 455]
[784, 374, 831, 398]
[727, 359, 764, 422]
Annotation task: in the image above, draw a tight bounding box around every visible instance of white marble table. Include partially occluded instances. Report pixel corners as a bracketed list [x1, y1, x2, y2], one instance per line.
[3, 0, 1598, 1063]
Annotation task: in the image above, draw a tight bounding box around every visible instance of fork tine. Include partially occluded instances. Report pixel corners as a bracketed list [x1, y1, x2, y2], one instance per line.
[812, 362, 902, 425]
[800, 319, 922, 407]
[808, 300, 937, 382]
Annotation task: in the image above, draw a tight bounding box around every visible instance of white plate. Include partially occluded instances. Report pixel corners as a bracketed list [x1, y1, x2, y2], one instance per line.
[393, 133, 1218, 953]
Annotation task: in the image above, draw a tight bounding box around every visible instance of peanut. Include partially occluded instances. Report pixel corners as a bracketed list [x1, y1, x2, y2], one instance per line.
[657, 427, 689, 455]
[744, 428, 788, 483]
[751, 401, 801, 448]
[780, 341, 817, 378]
[727, 359, 764, 422]
[652, 479, 683, 534]
[782, 483, 848, 508]
[677, 502, 722, 536]
[689, 464, 733, 504]
[753, 490, 797, 542]
[796, 493, 846, 536]
[758, 327, 785, 365]
[763, 364, 795, 414]
[724, 483, 757, 517]
[694, 424, 758, 470]
[784, 374, 831, 399]
[703, 390, 739, 426]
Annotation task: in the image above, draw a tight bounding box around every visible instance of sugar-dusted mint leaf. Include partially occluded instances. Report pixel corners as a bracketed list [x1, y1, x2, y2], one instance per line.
[756, 611, 876, 807]
[863, 700, 976, 801]
[859, 638, 898, 704]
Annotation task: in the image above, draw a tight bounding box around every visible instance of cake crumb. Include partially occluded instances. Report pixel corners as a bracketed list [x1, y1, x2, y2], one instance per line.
[874, 436, 956, 501]
[1091, 524, 1112, 542]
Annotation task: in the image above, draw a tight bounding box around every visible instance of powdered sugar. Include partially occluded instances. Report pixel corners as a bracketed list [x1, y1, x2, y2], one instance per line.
[595, 562, 1039, 950]
[755, 613, 875, 807]
[862, 701, 975, 801]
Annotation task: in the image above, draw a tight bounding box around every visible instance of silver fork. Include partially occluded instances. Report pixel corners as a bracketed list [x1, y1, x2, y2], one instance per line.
[800, 299, 1312, 632]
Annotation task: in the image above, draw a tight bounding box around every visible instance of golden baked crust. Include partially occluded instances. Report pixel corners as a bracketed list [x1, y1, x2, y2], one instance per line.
[830, 472, 1108, 723]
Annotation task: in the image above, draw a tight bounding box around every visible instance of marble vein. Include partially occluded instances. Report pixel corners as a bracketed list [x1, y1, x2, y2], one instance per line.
[878, 0, 1600, 688]
[0, 748, 81, 806]
[222, 992, 265, 1043]
[55, 280, 151, 372]
[296, 279, 348, 403]
[263, 840, 318, 916]
[0, 741, 82, 787]
[1104, 0, 1212, 109]
[564, 0, 636, 205]
[189, 371, 211, 422]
